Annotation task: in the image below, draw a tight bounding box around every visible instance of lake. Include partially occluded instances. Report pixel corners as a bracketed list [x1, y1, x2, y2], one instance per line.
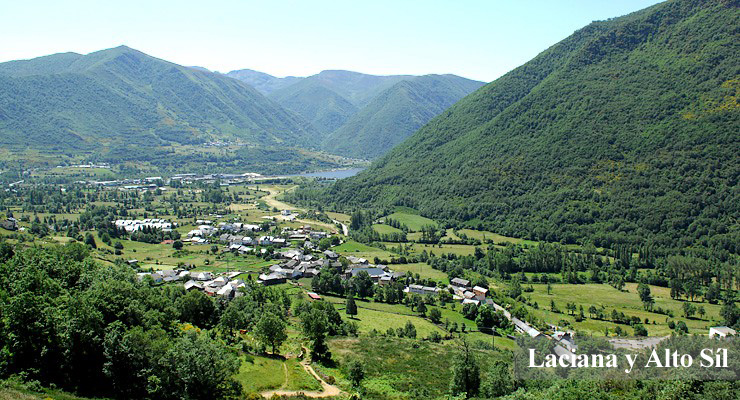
[291, 167, 366, 179]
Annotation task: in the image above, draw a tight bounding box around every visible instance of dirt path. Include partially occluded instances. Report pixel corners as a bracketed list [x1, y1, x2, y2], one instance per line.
[260, 186, 303, 212]
[259, 186, 341, 233]
[260, 348, 342, 399]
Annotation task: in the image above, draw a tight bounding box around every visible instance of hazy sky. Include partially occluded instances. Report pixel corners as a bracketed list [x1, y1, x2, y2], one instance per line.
[0, 0, 663, 82]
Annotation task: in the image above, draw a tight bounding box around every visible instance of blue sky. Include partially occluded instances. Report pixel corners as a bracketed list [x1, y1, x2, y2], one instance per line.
[0, 0, 663, 82]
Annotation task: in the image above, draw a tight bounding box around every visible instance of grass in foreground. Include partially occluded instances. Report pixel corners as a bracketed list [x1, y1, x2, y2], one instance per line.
[322, 337, 507, 400]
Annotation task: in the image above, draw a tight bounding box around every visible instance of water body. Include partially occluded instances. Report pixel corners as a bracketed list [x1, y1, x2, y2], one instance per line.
[291, 167, 366, 179]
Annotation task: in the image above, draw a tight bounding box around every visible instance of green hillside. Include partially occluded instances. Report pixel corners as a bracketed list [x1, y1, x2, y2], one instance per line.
[267, 70, 413, 136]
[225, 68, 303, 95]
[0, 46, 318, 158]
[323, 74, 485, 159]
[296, 0, 740, 254]
[268, 79, 359, 134]
[273, 70, 414, 108]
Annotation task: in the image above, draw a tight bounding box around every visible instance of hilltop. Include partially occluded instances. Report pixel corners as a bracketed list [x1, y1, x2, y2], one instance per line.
[225, 68, 303, 95]
[299, 0, 740, 253]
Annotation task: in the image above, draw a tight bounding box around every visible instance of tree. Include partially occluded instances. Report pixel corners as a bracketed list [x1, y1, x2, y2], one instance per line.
[254, 312, 287, 355]
[300, 308, 331, 361]
[698, 305, 706, 319]
[158, 332, 242, 399]
[682, 302, 696, 319]
[402, 321, 417, 339]
[85, 232, 97, 248]
[720, 297, 738, 327]
[705, 283, 721, 304]
[449, 340, 480, 397]
[508, 278, 522, 299]
[633, 324, 648, 336]
[416, 298, 427, 316]
[318, 238, 331, 251]
[346, 294, 358, 318]
[480, 361, 514, 398]
[177, 290, 216, 329]
[429, 308, 442, 324]
[637, 283, 654, 311]
[173, 240, 183, 250]
[352, 271, 374, 298]
[347, 359, 365, 388]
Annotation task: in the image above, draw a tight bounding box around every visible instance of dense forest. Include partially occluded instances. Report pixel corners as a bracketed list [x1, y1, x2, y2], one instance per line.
[0, 241, 359, 399]
[290, 0, 739, 255]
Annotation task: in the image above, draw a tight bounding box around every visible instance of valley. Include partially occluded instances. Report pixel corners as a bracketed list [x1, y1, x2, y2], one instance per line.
[0, 0, 737, 399]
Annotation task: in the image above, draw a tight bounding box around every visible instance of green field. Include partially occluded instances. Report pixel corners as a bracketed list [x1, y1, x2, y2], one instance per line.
[333, 240, 395, 260]
[388, 262, 449, 282]
[322, 295, 446, 338]
[526, 282, 723, 336]
[385, 208, 437, 231]
[372, 223, 403, 235]
[234, 354, 321, 395]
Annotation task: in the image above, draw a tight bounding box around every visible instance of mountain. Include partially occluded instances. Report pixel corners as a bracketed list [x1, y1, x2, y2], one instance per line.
[0, 46, 317, 156]
[226, 69, 303, 95]
[266, 70, 413, 135]
[268, 80, 359, 134]
[188, 66, 212, 73]
[263, 70, 483, 156]
[322, 74, 485, 159]
[299, 0, 739, 253]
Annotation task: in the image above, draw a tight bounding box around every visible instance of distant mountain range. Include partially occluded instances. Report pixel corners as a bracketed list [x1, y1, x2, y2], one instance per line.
[0, 46, 317, 155]
[0, 48, 483, 167]
[227, 69, 484, 159]
[225, 69, 302, 95]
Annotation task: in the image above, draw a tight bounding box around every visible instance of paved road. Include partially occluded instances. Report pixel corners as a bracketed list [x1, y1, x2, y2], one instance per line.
[609, 336, 669, 350]
[332, 219, 349, 236]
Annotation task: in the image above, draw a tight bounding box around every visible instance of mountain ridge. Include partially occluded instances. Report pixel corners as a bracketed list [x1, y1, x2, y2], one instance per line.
[0, 45, 319, 155]
[293, 0, 740, 253]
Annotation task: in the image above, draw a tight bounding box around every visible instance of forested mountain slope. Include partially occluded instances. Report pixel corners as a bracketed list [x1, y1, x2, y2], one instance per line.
[322, 74, 485, 159]
[0, 46, 317, 154]
[225, 68, 303, 95]
[295, 0, 740, 253]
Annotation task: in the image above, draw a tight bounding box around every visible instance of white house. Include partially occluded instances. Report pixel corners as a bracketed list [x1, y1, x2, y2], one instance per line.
[709, 326, 736, 339]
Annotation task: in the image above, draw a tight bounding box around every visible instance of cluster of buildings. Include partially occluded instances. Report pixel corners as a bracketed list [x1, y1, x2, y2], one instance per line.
[449, 277, 490, 306]
[136, 268, 191, 284]
[257, 248, 342, 285]
[114, 218, 174, 233]
[136, 269, 247, 299]
[283, 225, 333, 241]
[184, 271, 247, 298]
[256, 248, 407, 286]
[170, 172, 262, 185]
[1, 217, 18, 231]
[186, 220, 267, 245]
[89, 176, 164, 190]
